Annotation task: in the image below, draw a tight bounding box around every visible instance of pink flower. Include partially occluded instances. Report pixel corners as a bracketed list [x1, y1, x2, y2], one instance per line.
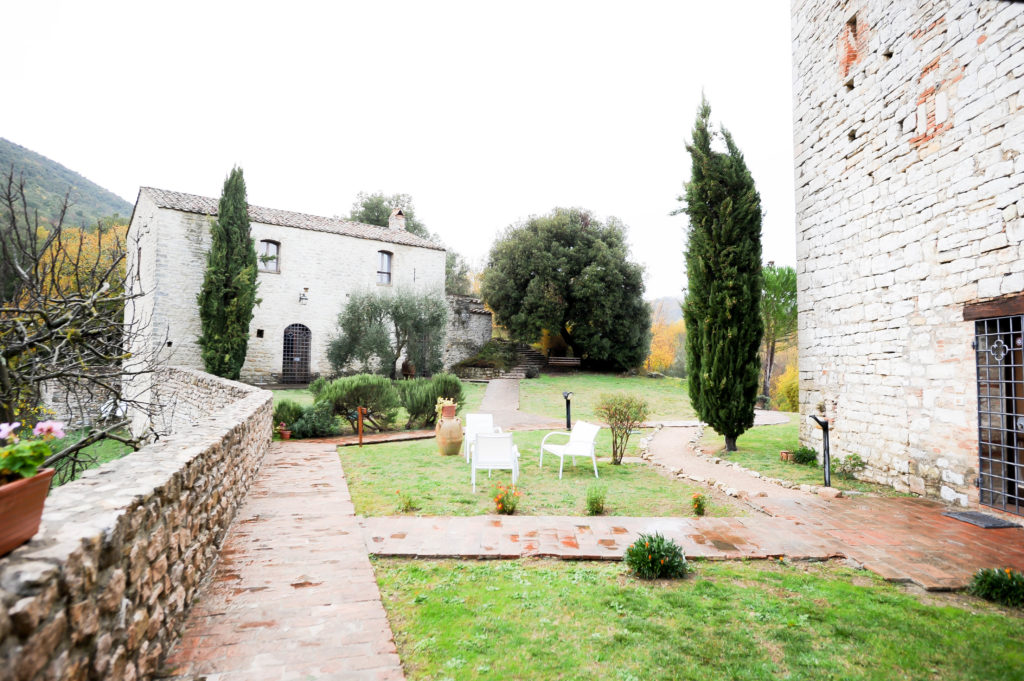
[0, 422, 21, 442]
[32, 420, 66, 440]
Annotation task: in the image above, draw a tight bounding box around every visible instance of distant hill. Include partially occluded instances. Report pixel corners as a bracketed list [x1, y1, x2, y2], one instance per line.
[649, 296, 683, 323]
[0, 138, 133, 227]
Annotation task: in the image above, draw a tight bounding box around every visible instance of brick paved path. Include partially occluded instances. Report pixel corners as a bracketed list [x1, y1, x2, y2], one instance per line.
[163, 442, 404, 681]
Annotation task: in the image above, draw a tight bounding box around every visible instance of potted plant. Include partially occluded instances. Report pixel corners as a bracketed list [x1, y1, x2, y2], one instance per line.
[276, 422, 292, 440]
[0, 421, 63, 556]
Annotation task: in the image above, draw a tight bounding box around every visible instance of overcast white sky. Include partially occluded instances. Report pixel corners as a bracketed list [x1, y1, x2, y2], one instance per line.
[4, 1, 795, 299]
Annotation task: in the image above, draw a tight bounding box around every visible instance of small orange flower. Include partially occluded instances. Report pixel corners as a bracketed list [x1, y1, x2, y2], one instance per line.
[648, 554, 652, 560]
[660, 559, 665, 564]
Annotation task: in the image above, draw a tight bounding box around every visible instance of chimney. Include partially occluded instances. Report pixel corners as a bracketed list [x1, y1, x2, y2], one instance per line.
[388, 208, 406, 231]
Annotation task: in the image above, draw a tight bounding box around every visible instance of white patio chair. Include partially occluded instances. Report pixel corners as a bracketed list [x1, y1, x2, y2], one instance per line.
[539, 421, 601, 479]
[472, 433, 520, 493]
[464, 413, 503, 462]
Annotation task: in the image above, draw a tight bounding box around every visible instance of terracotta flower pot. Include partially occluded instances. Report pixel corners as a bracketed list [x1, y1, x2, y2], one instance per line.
[280, 430, 292, 440]
[780, 451, 792, 462]
[0, 468, 56, 557]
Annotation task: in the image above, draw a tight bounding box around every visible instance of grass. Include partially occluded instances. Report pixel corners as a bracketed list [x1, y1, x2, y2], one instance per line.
[339, 430, 737, 517]
[700, 414, 907, 496]
[50, 432, 133, 486]
[519, 373, 696, 423]
[374, 558, 1024, 681]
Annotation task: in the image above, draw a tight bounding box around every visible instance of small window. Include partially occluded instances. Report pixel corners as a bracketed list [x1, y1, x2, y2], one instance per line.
[258, 240, 280, 273]
[377, 250, 392, 285]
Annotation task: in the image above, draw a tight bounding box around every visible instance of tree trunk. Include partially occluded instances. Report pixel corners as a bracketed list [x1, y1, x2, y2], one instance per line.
[724, 435, 738, 452]
[761, 339, 776, 397]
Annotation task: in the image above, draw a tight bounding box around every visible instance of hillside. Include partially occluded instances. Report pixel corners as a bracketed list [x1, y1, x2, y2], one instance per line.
[0, 138, 133, 227]
[649, 296, 683, 323]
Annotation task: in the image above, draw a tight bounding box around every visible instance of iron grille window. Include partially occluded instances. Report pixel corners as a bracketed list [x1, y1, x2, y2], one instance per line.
[974, 314, 1024, 516]
[377, 251, 392, 285]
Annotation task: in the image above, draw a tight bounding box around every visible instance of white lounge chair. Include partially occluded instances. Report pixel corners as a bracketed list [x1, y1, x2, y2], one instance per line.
[540, 421, 601, 479]
[472, 432, 520, 493]
[464, 413, 503, 462]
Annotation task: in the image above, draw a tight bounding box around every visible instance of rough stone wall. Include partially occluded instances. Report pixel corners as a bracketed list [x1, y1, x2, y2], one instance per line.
[0, 367, 272, 681]
[442, 295, 493, 370]
[793, 0, 1024, 505]
[126, 189, 447, 384]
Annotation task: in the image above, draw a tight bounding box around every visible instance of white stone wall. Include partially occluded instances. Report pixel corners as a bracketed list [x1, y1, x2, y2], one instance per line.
[793, 0, 1024, 505]
[442, 295, 493, 369]
[125, 190, 446, 383]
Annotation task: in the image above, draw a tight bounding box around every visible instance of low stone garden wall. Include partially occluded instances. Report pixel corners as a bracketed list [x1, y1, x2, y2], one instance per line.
[0, 367, 272, 681]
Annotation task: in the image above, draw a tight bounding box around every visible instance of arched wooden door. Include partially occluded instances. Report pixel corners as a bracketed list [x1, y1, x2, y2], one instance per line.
[282, 324, 311, 384]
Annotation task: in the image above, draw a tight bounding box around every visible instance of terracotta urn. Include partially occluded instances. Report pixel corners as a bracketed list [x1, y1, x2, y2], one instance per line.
[0, 468, 56, 557]
[436, 404, 463, 455]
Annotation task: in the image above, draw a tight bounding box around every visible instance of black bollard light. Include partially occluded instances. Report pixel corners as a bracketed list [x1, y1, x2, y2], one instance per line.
[809, 415, 831, 487]
[563, 391, 573, 430]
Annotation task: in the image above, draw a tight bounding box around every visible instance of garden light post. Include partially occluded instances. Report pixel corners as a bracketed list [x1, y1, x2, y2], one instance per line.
[563, 391, 573, 430]
[808, 415, 831, 487]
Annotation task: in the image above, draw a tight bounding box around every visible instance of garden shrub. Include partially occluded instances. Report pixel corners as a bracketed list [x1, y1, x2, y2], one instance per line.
[691, 493, 708, 516]
[969, 567, 1024, 608]
[308, 376, 328, 399]
[834, 452, 867, 479]
[430, 373, 465, 410]
[585, 484, 606, 515]
[455, 338, 518, 371]
[595, 393, 649, 464]
[397, 378, 436, 429]
[290, 402, 341, 439]
[792, 445, 818, 465]
[624, 532, 687, 579]
[317, 374, 399, 432]
[273, 399, 305, 429]
[525, 365, 540, 379]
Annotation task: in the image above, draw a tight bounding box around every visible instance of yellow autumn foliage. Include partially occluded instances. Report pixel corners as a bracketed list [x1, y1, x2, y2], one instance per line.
[645, 306, 686, 373]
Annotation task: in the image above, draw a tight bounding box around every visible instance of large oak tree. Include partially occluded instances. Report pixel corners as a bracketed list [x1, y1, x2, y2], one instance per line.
[481, 208, 650, 370]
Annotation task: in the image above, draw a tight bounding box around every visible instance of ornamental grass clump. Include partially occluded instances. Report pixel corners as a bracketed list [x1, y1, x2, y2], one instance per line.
[624, 532, 687, 580]
[493, 483, 521, 515]
[969, 567, 1024, 608]
[585, 484, 607, 516]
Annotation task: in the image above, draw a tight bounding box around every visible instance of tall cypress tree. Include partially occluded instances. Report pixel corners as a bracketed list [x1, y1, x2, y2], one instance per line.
[197, 167, 259, 380]
[679, 99, 763, 451]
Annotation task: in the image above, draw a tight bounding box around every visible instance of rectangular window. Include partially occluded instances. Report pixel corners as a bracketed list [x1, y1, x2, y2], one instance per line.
[377, 251, 392, 285]
[259, 240, 280, 273]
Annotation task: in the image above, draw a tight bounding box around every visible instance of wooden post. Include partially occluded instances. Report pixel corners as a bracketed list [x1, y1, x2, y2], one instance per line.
[358, 407, 365, 447]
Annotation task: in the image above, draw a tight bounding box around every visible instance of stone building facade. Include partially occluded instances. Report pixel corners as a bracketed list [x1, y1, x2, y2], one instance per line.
[793, 0, 1024, 512]
[126, 187, 455, 383]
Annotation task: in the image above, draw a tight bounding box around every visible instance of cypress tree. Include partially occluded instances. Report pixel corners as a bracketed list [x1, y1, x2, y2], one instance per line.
[679, 99, 763, 451]
[197, 167, 259, 380]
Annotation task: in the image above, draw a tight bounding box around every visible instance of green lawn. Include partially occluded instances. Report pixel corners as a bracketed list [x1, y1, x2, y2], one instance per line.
[51, 433, 133, 486]
[339, 430, 737, 517]
[519, 373, 696, 423]
[374, 558, 1024, 681]
[271, 388, 315, 407]
[700, 414, 906, 496]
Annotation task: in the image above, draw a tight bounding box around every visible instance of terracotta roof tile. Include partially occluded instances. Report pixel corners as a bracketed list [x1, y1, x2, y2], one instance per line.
[141, 187, 444, 251]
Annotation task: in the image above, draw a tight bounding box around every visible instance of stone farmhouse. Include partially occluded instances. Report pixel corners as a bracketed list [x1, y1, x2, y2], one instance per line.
[793, 0, 1023, 515]
[126, 187, 489, 385]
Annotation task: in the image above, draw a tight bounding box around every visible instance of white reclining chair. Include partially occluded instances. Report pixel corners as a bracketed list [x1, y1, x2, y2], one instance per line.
[540, 421, 601, 479]
[472, 432, 520, 493]
[464, 413, 503, 462]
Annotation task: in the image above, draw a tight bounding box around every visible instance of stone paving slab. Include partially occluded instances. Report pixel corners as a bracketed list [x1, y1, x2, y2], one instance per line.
[360, 497, 1024, 590]
[163, 443, 405, 681]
